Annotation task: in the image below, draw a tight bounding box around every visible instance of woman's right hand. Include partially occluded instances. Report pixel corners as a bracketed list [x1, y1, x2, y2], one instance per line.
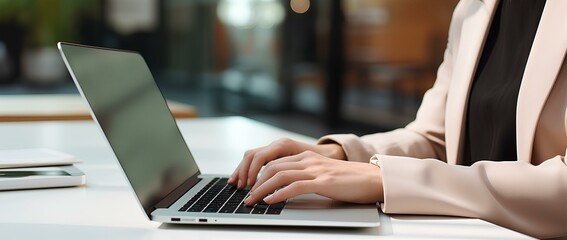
[227, 138, 346, 189]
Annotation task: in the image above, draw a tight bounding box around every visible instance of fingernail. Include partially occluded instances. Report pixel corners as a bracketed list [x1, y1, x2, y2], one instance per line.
[228, 177, 233, 183]
[263, 194, 273, 203]
[244, 197, 250, 205]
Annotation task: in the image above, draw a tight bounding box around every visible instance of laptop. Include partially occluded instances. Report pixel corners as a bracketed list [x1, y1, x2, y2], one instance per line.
[58, 42, 380, 227]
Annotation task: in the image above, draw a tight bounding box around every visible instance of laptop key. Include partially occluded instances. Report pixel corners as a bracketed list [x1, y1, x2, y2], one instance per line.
[269, 201, 286, 209]
[204, 205, 223, 212]
[235, 205, 254, 214]
[265, 208, 283, 215]
[254, 203, 269, 209]
[224, 202, 240, 207]
[188, 207, 204, 212]
[219, 205, 237, 213]
[251, 208, 266, 214]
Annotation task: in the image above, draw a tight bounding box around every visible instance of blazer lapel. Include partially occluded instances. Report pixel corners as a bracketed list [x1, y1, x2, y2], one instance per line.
[516, 0, 567, 162]
[446, 0, 498, 165]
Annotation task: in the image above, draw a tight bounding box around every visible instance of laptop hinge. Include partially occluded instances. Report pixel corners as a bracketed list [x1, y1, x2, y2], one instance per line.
[151, 173, 201, 212]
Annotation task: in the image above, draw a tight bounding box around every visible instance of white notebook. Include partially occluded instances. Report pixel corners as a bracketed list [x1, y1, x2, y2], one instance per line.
[0, 149, 85, 190]
[0, 148, 81, 169]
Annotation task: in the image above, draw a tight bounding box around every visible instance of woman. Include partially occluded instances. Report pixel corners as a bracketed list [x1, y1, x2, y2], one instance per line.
[228, 0, 567, 238]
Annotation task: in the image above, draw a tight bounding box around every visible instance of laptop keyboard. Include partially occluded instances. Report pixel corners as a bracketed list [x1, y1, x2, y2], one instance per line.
[178, 177, 286, 215]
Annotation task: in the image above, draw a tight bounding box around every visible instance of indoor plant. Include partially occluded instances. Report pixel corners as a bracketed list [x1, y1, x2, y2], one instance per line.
[0, 0, 98, 85]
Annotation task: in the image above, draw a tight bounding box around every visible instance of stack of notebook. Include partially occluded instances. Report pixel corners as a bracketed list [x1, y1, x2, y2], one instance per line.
[0, 148, 86, 191]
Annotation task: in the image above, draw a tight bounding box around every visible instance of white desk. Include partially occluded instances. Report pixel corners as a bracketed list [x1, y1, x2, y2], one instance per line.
[0, 94, 198, 121]
[0, 117, 531, 239]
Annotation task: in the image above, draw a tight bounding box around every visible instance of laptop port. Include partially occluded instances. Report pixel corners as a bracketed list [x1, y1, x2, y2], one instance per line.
[171, 218, 180, 222]
[198, 218, 207, 223]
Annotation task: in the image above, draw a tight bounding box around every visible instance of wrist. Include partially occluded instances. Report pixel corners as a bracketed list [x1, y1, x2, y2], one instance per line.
[319, 143, 347, 160]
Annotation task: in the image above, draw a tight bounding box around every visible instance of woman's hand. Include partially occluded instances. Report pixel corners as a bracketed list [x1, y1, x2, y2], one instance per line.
[227, 138, 346, 189]
[243, 151, 384, 206]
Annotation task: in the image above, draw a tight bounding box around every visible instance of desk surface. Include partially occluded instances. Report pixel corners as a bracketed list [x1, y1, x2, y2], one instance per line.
[0, 117, 531, 239]
[0, 94, 197, 121]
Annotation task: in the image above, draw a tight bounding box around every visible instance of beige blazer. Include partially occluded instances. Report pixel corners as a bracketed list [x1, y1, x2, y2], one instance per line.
[319, 0, 567, 238]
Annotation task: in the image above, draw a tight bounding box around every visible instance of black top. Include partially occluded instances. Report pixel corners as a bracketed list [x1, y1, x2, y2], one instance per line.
[463, 0, 546, 166]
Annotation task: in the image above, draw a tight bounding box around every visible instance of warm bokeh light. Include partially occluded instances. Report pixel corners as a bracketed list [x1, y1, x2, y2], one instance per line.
[217, 0, 284, 28]
[290, 0, 310, 14]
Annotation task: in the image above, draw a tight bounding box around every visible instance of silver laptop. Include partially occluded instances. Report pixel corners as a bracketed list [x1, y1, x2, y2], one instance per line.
[58, 42, 380, 227]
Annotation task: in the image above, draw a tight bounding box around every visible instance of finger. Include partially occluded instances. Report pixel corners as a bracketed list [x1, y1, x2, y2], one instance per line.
[228, 164, 241, 185]
[251, 161, 306, 192]
[263, 150, 317, 167]
[246, 139, 302, 186]
[231, 148, 259, 188]
[246, 147, 284, 186]
[245, 170, 314, 205]
[250, 151, 320, 191]
[263, 180, 318, 204]
[228, 162, 242, 186]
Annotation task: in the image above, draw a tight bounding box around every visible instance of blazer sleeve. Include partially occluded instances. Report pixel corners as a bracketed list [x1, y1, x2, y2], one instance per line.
[377, 153, 567, 239]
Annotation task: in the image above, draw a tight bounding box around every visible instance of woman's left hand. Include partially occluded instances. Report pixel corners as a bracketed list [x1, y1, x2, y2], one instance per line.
[244, 151, 384, 206]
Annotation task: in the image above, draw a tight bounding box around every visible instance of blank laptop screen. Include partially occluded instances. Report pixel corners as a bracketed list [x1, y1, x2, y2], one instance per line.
[59, 43, 199, 214]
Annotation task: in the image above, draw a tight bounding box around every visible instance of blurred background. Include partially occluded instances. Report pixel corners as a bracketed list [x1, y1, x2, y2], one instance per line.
[0, 0, 458, 138]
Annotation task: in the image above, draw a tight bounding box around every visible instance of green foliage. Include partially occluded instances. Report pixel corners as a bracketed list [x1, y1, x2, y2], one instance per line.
[0, 0, 99, 47]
